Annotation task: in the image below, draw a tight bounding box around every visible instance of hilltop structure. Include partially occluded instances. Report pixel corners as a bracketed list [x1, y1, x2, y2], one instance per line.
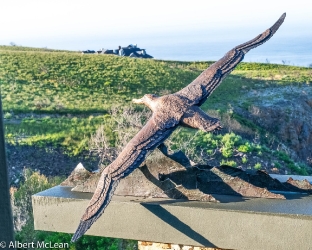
[99, 44, 153, 58]
[82, 44, 153, 58]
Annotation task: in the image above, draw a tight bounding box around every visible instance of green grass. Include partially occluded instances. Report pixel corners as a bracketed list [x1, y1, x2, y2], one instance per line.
[254, 163, 262, 170]
[1, 47, 311, 115]
[220, 159, 237, 167]
[0, 45, 75, 53]
[0, 50, 199, 114]
[1, 45, 311, 167]
[5, 115, 110, 155]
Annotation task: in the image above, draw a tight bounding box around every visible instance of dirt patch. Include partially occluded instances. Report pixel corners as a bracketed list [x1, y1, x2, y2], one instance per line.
[6, 144, 99, 185]
[235, 84, 312, 165]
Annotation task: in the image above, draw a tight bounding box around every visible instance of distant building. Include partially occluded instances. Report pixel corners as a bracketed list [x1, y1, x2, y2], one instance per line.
[114, 45, 153, 58]
[82, 45, 153, 58]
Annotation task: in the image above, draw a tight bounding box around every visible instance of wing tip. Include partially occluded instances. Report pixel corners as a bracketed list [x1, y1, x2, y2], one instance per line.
[270, 13, 286, 33]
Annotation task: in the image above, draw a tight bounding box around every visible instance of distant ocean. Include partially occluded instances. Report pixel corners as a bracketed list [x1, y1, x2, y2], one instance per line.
[146, 37, 312, 67]
[131, 32, 312, 67]
[21, 30, 312, 67]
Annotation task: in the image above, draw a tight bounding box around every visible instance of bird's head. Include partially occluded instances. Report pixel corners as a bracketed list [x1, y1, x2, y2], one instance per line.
[132, 94, 159, 111]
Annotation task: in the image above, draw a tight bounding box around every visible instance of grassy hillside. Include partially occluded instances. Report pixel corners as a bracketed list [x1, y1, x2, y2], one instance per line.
[0, 45, 75, 53]
[0, 49, 198, 113]
[2, 45, 312, 249]
[1, 45, 312, 165]
[2, 46, 311, 113]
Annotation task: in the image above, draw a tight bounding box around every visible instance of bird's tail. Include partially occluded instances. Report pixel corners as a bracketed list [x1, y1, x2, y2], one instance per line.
[71, 175, 119, 242]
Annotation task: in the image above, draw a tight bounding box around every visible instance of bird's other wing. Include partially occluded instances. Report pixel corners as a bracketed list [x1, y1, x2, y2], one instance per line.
[180, 106, 221, 132]
[71, 113, 177, 242]
[175, 13, 286, 106]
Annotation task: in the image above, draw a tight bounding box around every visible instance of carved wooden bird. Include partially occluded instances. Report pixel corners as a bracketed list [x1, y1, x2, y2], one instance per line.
[71, 13, 286, 242]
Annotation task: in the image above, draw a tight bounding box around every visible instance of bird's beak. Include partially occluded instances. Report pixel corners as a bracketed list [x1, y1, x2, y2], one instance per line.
[132, 98, 144, 104]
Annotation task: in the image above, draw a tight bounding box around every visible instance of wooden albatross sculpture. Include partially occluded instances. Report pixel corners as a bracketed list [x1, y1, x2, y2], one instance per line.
[71, 13, 286, 242]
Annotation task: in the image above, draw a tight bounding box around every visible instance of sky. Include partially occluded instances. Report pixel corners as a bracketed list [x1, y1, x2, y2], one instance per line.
[0, 0, 311, 57]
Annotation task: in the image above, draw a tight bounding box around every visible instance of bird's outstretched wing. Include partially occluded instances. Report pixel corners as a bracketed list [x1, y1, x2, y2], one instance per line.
[71, 114, 176, 242]
[175, 13, 286, 106]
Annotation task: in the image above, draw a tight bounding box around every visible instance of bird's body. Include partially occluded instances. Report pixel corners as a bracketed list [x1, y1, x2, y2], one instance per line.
[71, 13, 286, 242]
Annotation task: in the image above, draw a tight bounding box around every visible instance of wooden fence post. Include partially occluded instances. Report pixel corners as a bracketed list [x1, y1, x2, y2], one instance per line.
[0, 89, 15, 249]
